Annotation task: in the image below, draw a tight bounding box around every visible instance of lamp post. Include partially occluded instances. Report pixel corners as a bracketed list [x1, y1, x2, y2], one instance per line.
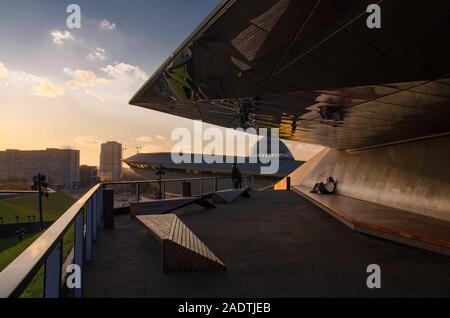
[32, 173, 49, 229]
[155, 165, 165, 199]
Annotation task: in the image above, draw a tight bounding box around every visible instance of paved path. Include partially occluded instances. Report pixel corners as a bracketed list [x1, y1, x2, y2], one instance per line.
[84, 191, 450, 297]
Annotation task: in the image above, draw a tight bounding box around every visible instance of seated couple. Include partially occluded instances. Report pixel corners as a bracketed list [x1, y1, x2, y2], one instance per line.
[310, 177, 336, 194]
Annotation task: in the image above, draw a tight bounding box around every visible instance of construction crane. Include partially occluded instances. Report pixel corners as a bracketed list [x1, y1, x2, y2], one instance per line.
[123, 146, 143, 154]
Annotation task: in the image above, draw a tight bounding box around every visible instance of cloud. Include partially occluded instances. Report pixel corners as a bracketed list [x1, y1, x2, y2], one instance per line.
[141, 144, 163, 153]
[74, 136, 104, 147]
[64, 67, 109, 90]
[137, 136, 153, 143]
[87, 47, 107, 61]
[85, 89, 108, 103]
[32, 80, 65, 98]
[0, 63, 8, 78]
[0, 62, 65, 98]
[100, 20, 116, 30]
[51, 30, 74, 46]
[155, 134, 166, 140]
[101, 63, 147, 81]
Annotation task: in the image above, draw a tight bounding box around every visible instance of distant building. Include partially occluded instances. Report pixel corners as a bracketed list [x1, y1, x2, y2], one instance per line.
[80, 165, 99, 187]
[99, 142, 122, 181]
[0, 148, 80, 189]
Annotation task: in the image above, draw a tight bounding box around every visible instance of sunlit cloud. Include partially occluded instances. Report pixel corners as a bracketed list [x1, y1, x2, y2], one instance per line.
[87, 47, 108, 61]
[141, 144, 163, 153]
[155, 134, 166, 140]
[99, 19, 116, 30]
[101, 62, 147, 81]
[51, 30, 74, 46]
[74, 135, 104, 147]
[32, 80, 65, 98]
[85, 89, 108, 103]
[137, 136, 153, 143]
[64, 68, 109, 90]
[0, 63, 8, 78]
[0, 62, 64, 98]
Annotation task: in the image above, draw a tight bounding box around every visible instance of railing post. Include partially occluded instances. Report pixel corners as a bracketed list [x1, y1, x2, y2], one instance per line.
[93, 192, 98, 241]
[97, 190, 102, 225]
[85, 199, 93, 262]
[74, 211, 84, 298]
[199, 179, 203, 197]
[214, 177, 218, 192]
[162, 182, 166, 199]
[44, 241, 62, 298]
[251, 175, 255, 190]
[99, 187, 103, 223]
[135, 183, 140, 203]
[103, 188, 115, 229]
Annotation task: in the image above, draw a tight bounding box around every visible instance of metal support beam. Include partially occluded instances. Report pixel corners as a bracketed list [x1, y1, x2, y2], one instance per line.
[135, 183, 140, 203]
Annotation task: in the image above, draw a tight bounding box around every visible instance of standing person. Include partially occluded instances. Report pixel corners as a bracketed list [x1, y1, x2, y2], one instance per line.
[231, 163, 242, 189]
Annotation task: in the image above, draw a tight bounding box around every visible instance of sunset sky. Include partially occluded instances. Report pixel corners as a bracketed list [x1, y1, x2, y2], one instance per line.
[0, 0, 322, 166]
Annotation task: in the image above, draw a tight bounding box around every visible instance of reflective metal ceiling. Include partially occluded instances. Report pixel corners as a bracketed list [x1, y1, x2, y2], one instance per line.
[130, 0, 450, 150]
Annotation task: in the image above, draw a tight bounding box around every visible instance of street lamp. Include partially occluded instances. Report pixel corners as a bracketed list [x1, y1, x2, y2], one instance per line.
[31, 173, 50, 229]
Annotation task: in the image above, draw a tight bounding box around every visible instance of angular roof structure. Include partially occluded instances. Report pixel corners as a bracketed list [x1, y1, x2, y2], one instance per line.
[130, 0, 450, 151]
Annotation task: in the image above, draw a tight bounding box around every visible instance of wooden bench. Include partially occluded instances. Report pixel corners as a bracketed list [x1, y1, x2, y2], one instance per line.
[136, 214, 226, 272]
[130, 197, 215, 217]
[211, 189, 251, 204]
[295, 186, 450, 256]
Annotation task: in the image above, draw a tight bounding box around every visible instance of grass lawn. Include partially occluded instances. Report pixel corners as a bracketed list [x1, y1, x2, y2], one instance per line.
[0, 192, 76, 297]
[0, 192, 75, 224]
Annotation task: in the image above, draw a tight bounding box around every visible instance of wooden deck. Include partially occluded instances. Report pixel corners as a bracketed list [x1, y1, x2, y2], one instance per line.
[136, 214, 226, 272]
[295, 186, 450, 256]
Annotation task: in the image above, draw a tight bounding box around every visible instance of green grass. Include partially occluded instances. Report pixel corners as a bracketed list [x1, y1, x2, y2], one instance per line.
[0, 192, 77, 298]
[0, 192, 75, 224]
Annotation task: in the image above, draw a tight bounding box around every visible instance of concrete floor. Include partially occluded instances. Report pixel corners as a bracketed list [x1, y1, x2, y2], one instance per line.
[83, 191, 450, 298]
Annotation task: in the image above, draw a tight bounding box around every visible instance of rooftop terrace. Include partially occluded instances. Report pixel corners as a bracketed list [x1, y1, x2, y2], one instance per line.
[83, 191, 450, 298]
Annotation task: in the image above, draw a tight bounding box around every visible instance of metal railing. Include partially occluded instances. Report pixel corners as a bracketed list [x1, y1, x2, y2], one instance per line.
[0, 175, 254, 298]
[0, 184, 103, 298]
[103, 175, 255, 203]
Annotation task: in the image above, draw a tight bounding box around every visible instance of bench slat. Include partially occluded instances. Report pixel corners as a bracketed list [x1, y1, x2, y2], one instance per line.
[136, 214, 226, 272]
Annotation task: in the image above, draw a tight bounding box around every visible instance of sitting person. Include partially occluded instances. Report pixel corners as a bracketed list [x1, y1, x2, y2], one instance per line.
[310, 177, 336, 194]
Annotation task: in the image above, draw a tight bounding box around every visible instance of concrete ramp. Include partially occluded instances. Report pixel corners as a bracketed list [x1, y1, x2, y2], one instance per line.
[212, 189, 251, 204]
[130, 197, 215, 216]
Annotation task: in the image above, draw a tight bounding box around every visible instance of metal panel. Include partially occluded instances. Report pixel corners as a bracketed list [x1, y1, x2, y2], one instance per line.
[85, 199, 93, 262]
[93, 193, 98, 241]
[44, 242, 62, 298]
[73, 211, 84, 298]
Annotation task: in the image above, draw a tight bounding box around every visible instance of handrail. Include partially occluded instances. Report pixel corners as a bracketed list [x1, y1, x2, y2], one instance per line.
[0, 175, 255, 298]
[0, 184, 102, 298]
[103, 176, 219, 186]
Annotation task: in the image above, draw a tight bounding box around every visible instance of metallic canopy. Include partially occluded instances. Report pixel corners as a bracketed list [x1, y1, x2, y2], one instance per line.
[130, 0, 450, 150]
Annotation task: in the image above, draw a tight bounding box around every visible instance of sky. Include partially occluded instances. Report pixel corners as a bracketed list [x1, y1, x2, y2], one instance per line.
[0, 0, 322, 166]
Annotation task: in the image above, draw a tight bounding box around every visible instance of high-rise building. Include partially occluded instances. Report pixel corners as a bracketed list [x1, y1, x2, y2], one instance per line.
[0, 148, 80, 189]
[99, 142, 122, 181]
